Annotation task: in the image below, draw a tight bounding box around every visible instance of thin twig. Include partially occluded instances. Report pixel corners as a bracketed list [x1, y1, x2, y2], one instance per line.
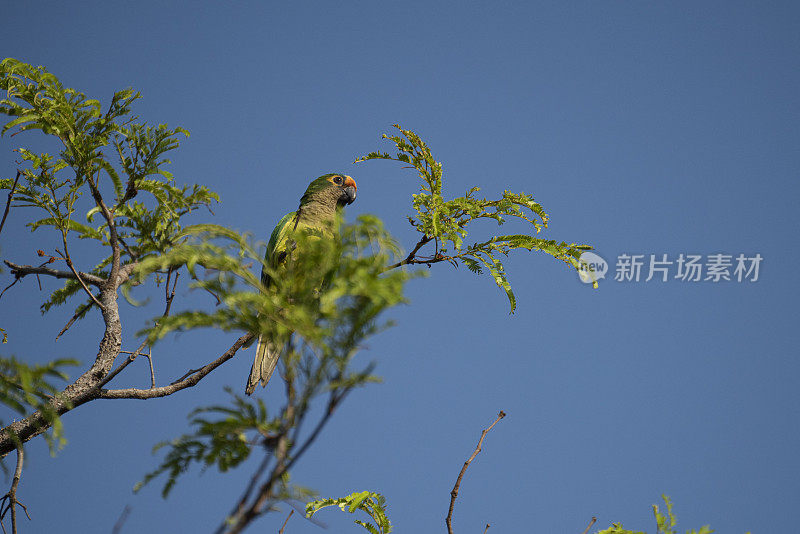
[86, 169, 127, 294]
[223, 385, 350, 534]
[55, 300, 94, 341]
[164, 269, 173, 306]
[278, 509, 294, 534]
[144, 348, 155, 389]
[3, 260, 104, 287]
[483, 524, 490, 534]
[117, 236, 138, 261]
[580, 516, 597, 534]
[221, 452, 273, 534]
[0, 447, 30, 534]
[164, 269, 179, 316]
[60, 237, 105, 310]
[445, 411, 506, 534]
[103, 268, 177, 389]
[111, 505, 131, 534]
[0, 170, 21, 238]
[100, 333, 253, 399]
[384, 235, 432, 270]
[0, 279, 17, 301]
[100, 339, 150, 388]
[170, 367, 204, 385]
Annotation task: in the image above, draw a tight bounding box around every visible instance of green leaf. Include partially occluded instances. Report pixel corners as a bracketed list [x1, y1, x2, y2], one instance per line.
[1, 113, 40, 135]
[29, 217, 102, 239]
[136, 387, 275, 498]
[357, 125, 596, 311]
[0, 356, 79, 454]
[307, 491, 392, 534]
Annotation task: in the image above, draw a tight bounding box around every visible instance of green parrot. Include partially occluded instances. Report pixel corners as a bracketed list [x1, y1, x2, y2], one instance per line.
[245, 173, 358, 395]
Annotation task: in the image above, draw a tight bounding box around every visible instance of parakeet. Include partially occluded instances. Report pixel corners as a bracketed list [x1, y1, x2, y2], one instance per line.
[245, 173, 357, 395]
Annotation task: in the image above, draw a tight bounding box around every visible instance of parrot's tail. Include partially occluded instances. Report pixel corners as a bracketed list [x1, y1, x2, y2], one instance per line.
[245, 336, 281, 395]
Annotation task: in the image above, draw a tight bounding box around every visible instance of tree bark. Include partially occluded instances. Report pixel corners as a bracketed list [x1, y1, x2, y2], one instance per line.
[0, 284, 122, 457]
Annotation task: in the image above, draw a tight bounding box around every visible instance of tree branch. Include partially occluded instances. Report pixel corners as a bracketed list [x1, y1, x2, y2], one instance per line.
[55, 299, 94, 341]
[85, 172, 123, 290]
[111, 505, 131, 534]
[0, 321, 247, 456]
[3, 260, 105, 287]
[98, 267, 176, 388]
[100, 340, 150, 388]
[446, 411, 506, 534]
[0, 447, 30, 534]
[220, 447, 273, 534]
[0, 171, 21, 238]
[580, 517, 597, 534]
[144, 348, 156, 389]
[0, 278, 124, 457]
[59, 236, 105, 310]
[99, 333, 253, 399]
[384, 235, 432, 270]
[223, 384, 351, 534]
[114, 261, 139, 288]
[278, 510, 294, 534]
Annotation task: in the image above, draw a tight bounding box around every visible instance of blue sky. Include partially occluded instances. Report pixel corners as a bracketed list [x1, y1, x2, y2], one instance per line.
[1, 1, 798, 532]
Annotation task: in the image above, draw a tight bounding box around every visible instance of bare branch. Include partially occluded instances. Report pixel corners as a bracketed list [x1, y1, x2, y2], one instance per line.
[446, 411, 506, 534]
[117, 235, 138, 261]
[278, 510, 294, 534]
[59, 237, 105, 310]
[580, 516, 597, 534]
[3, 260, 105, 287]
[225, 376, 298, 532]
[99, 333, 253, 399]
[0, 171, 21, 238]
[85, 172, 122, 290]
[170, 366, 205, 385]
[0, 447, 30, 534]
[101, 267, 176, 389]
[0, 330, 248, 456]
[220, 449, 273, 534]
[144, 348, 156, 389]
[483, 524, 490, 534]
[164, 269, 179, 316]
[114, 261, 140, 288]
[98, 339, 150, 389]
[384, 235, 432, 270]
[0, 279, 18, 301]
[135, 269, 176, 389]
[55, 300, 94, 341]
[223, 383, 352, 534]
[111, 505, 131, 534]
[0, 278, 124, 457]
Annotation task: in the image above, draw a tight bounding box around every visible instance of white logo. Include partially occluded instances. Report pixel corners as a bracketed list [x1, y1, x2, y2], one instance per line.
[578, 252, 608, 284]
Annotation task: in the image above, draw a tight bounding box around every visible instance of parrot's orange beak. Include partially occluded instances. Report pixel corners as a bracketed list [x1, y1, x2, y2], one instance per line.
[342, 176, 357, 205]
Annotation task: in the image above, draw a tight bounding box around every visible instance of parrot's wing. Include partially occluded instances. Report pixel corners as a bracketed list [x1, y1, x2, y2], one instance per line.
[262, 211, 296, 288]
[246, 211, 296, 395]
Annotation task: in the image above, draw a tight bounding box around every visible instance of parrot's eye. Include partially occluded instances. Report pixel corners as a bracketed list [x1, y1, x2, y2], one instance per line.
[333, 176, 343, 185]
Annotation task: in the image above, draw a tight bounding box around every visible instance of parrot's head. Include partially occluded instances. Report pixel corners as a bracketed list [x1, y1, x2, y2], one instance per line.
[301, 173, 357, 209]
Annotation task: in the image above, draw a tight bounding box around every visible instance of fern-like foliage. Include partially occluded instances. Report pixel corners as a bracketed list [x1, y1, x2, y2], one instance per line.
[135, 387, 276, 498]
[0, 356, 79, 454]
[306, 491, 392, 534]
[0, 57, 218, 319]
[134, 216, 412, 503]
[357, 124, 596, 312]
[131, 214, 410, 346]
[596, 495, 743, 534]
